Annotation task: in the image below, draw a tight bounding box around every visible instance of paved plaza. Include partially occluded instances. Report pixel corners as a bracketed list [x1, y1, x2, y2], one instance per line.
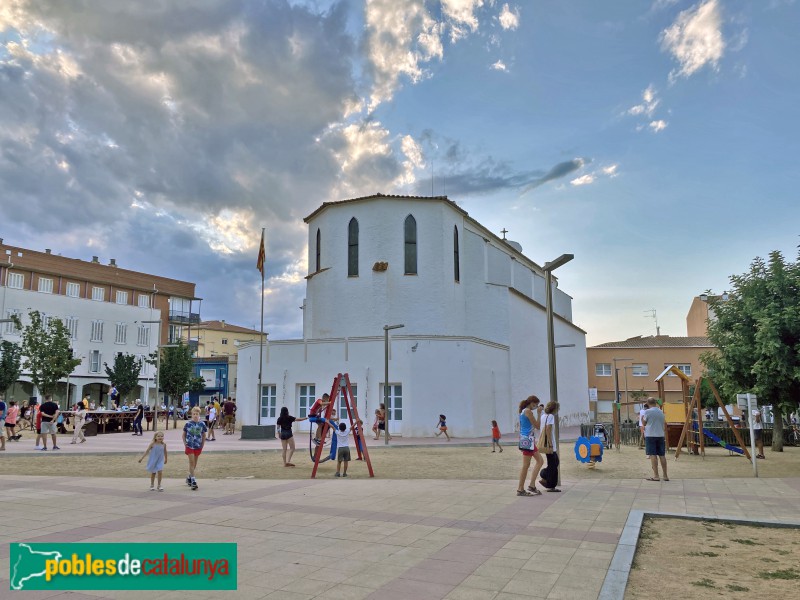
[1, 467, 798, 599]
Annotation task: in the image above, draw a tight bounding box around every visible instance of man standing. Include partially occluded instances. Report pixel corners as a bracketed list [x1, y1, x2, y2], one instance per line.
[642, 398, 668, 482]
[752, 407, 765, 460]
[0, 396, 7, 451]
[39, 395, 61, 451]
[222, 397, 236, 435]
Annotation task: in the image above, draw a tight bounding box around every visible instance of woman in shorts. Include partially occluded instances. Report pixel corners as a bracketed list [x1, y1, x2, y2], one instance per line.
[378, 404, 391, 442]
[276, 407, 307, 467]
[517, 396, 544, 497]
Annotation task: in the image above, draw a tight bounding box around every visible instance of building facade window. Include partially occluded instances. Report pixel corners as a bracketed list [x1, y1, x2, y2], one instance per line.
[404, 215, 417, 275]
[137, 325, 150, 347]
[116, 290, 128, 305]
[38, 277, 53, 294]
[91, 286, 105, 301]
[595, 363, 612, 377]
[260, 385, 277, 419]
[168, 324, 183, 343]
[89, 350, 102, 373]
[315, 228, 321, 272]
[138, 294, 150, 308]
[90, 320, 104, 342]
[115, 323, 127, 344]
[7, 272, 23, 289]
[65, 317, 78, 340]
[221, 339, 228, 345]
[632, 363, 649, 377]
[298, 384, 316, 418]
[338, 384, 358, 417]
[66, 282, 80, 298]
[665, 363, 692, 377]
[453, 226, 460, 282]
[4, 309, 21, 334]
[348, 217, 359, 277]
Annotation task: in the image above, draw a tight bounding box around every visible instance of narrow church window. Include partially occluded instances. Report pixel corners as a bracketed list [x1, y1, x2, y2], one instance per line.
[348, 218, 359, 277]
[404, 215, 417, 275]
[315, 228, 321, 272]
[453, 226, 460, 282]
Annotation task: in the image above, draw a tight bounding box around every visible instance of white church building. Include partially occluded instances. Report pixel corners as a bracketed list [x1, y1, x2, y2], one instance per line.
[237, 194, 589, 437]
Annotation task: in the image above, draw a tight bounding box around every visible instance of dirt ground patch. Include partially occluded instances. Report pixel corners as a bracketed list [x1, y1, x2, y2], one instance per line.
[0, 443, 798, 481]
[626, 517, 800, 599]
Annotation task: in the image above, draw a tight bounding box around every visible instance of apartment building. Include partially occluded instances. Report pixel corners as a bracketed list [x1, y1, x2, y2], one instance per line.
[0, 239, 199, 406]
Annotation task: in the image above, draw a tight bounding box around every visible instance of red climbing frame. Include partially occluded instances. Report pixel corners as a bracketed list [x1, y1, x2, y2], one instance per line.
[310, 373, 375, 479]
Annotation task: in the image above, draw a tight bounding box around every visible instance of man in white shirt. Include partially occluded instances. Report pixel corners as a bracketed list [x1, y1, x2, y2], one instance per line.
[642, 398, 668, 482]
[751, 408, 765, 459]
[638, 406, 647, 450]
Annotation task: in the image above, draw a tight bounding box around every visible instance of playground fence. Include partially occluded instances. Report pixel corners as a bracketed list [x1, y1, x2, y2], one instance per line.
[580, 423, 794, 448]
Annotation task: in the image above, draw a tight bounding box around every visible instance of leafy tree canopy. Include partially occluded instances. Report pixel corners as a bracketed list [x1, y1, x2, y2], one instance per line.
[0, 340, 23, 395]
[701, 249, 800, 450]
[18, 311, 82, 400]
[158, 341, 195, 402]
[104, 353, 142, 402]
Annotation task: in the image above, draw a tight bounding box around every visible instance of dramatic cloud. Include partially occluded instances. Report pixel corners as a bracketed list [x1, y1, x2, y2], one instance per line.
[498, 4, 520, 30]
[661, 0, 725, 81]
[520, 159, 586, 194]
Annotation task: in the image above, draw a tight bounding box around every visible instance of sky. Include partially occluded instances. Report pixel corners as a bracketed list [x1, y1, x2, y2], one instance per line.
[1, 0, 798, 346]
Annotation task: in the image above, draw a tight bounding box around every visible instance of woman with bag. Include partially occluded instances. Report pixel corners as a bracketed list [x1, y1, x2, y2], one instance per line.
[276, 406, 307, 467]
[517, 396, 544, 497]
[538, 401, 561, 492]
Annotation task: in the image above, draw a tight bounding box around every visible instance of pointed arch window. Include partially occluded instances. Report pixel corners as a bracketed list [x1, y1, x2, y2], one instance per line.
[404, 215, 417, 275]
[453, 225, 460, 282]
[315, 228, 321, 272]
[348, 218, 359, 277]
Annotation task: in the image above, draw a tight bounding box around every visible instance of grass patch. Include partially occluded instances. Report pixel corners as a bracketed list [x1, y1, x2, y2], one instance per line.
[732, 538, 761, 546]
[710, 544, 728, 549]
[758, 568, 800, 581]
[691, 578, 715, 588]
[726, 584, 749, 592]
[772, 549, 791, 556]
[687, 551, 719, 557]
[761, 557, 778, 563]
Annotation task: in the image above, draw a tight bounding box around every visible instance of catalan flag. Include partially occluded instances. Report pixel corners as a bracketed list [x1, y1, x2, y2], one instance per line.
[256, 229, 266, 276]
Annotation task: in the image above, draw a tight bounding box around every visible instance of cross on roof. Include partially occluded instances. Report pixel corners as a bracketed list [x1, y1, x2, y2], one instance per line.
[501, 228, 508, 239]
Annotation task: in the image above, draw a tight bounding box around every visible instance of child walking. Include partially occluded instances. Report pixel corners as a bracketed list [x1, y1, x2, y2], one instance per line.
[138, 431, 168, 491]
[335, 422, 351, 477]
[183, 406, 207, 490]
[491, 420, 503, 452]
[435, 414, 451, 441]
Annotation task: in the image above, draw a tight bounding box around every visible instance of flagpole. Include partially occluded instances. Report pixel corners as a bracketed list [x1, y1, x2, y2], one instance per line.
[258, 227, 265, 427]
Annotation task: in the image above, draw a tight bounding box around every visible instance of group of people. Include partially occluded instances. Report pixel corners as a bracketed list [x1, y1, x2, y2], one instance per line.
[517, 395, 561, 497]
[200, 396, 238, 441]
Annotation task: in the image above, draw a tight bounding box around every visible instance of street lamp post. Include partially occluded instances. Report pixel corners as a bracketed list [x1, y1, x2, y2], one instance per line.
[543, 253, 574, 487]
[612, 357, 633, 449]
[383, 324, 404, 446]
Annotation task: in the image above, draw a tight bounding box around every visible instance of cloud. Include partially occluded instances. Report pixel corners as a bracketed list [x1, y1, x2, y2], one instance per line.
[570, 174, 595, 187]
[660, 0, 725, 81]
[520, 159, 586, 194]
[491, 59, 507, 71]
[568, 163, 620, 187]
[498, 4, 520, 30]
[627, 85, 659, 117]
[649, 119, 668, 132]
[602, 164, 619, 177]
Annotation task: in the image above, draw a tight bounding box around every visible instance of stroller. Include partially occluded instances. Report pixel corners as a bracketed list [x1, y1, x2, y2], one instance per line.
[594, 423, 611, 449]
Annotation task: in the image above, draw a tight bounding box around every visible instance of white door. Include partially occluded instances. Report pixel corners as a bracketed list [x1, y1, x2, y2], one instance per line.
[259, 385, 277, 426]
[381, 384, 403, 435]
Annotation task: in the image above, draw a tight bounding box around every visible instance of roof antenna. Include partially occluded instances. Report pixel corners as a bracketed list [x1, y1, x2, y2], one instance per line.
[644, 309, 660, 336]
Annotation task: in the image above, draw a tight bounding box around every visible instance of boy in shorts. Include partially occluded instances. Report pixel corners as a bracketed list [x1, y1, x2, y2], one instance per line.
[334, 422, 351, 478]
[182, 407, 207, 490]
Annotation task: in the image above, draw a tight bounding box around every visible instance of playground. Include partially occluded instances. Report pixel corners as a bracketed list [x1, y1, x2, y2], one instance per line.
[1, 438, 798, 481]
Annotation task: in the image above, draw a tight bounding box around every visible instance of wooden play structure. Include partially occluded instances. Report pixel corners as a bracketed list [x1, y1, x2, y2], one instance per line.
[673, 372, 751, 460]
[309, 373, 375, 479]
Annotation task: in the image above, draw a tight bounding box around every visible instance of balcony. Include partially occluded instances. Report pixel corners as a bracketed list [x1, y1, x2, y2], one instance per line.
[169, 311, 201, 324]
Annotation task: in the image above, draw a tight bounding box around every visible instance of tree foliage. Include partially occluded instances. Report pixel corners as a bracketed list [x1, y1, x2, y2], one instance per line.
[18, 311, 82, 400]
[157, 341, 195, 402]
[0, 340, 22, 395]
[104, 353, 142, 402]
[701, 250, 800, 451]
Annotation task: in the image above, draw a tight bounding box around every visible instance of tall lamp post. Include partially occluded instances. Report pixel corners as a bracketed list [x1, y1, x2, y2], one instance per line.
[612, 357, 633, 449]
[383, 324, 404, 445]
[543, 253, 574, 487]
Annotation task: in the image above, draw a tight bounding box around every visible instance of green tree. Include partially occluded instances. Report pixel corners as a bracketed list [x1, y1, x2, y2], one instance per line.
[701, 250, 800, 451]
[0, 340, 23, 395]
[104, 353, 142, 402]
[18, 311, 81, 402]
[188, 376, 206, 395]
[157, 341, 195, 404]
